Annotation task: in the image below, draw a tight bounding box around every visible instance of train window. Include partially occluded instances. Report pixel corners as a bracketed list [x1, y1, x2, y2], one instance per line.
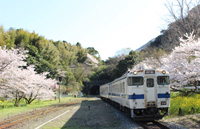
[128, 77, 143, 86]
[147, 78, 154, 87]
[157, 76, 170, 85]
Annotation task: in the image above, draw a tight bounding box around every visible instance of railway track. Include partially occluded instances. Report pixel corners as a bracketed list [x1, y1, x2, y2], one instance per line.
[104, 101, 170, 129]
[0, 101, 81, 129]
[136, 120, 170, 129]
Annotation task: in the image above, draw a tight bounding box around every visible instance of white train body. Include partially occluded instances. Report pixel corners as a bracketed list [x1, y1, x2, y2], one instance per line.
[100, 69, 170, 120]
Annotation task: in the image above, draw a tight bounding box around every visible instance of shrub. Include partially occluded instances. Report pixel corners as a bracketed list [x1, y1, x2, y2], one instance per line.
[169, 93, 200, 115]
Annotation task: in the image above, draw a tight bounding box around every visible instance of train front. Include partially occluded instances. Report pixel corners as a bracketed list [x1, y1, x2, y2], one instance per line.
[127, 69, 170, 121]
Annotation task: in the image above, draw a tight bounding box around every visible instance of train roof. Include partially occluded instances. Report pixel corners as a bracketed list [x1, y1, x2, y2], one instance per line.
[128, 69, 169, 76]
[100, 69, 169, 86]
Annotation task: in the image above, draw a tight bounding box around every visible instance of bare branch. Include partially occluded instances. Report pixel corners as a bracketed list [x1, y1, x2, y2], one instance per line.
[165, 0, 179, 21]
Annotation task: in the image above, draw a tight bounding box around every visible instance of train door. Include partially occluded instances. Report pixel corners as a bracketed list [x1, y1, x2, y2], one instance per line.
[144, 77, 157, 107]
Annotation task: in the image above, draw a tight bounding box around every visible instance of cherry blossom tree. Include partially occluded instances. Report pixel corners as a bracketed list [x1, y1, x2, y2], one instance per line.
[161, 33, 200, 92]
[0, 47, 57, 106]
[20, 66, 57, 104]
[133, 33, 200, 93]
[0, 47, 28, 106]
[133, 57, 162, 70]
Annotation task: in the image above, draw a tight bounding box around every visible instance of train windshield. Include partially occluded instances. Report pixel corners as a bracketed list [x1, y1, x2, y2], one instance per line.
[128, 77, 144, 86]
[157, 76, 170, 85]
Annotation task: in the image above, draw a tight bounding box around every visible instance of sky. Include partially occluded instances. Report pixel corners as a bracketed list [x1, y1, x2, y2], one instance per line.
[0, 0, 169, 60]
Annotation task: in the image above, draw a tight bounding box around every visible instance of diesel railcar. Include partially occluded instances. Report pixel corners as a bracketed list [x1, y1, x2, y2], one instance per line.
[100, 69, 170, 120]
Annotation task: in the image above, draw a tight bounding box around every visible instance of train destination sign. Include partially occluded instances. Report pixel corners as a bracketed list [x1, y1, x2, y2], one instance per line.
[145, 70, 155, 74]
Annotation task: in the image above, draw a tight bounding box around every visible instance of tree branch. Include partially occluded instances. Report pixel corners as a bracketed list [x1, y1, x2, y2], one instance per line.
[0, 61, 13, 72]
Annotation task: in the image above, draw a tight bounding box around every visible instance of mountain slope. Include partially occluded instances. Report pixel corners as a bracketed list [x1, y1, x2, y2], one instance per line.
[136, 38, 155, 52]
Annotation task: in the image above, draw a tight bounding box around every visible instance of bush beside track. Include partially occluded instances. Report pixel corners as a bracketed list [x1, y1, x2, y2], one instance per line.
[169, 92, 200, 116]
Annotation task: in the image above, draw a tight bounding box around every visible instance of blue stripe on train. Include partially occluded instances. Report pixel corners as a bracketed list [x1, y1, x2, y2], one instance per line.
[157, 93, 170, 98]
[108, 93, 170, 99]
[128, 94, 144, 99]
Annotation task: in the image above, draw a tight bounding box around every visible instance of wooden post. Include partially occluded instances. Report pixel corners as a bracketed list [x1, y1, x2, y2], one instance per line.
[178, 108, 183, 116]
[59, 76, 62, 103]
[191, 107, 195, 114]
[59, 83, 61, 103]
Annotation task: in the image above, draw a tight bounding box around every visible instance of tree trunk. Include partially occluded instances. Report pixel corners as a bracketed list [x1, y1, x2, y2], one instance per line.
[14, 100, 20, 107]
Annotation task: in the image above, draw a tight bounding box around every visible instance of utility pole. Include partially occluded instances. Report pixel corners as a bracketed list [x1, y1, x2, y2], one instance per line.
[58, 76, 62, 103]
[58, 69, 65, 103]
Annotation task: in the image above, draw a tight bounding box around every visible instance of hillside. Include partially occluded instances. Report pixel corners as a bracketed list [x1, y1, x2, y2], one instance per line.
[136, 38, 155, 52]
[140, 4, 200, 53]
[0, 26, 99, 94]
[91, 3, 200, 86]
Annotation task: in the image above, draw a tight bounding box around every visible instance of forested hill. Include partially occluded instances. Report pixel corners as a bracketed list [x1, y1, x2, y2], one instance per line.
[0, 26, 100, 93]
[142, 4, 200, 54]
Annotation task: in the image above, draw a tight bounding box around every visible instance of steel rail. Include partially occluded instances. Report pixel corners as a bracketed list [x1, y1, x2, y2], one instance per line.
[136, 120, 170, 129]
[0, 101, 80, 129]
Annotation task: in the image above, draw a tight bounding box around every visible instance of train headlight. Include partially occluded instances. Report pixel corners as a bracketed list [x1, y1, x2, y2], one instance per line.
[162, 70, 166, 74]
[133, 71, 137, 75]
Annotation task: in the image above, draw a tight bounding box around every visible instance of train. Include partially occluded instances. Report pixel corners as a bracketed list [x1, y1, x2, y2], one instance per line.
[100, 69, 170, 121]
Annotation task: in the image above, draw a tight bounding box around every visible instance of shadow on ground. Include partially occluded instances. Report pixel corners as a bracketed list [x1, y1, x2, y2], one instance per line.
[61, 98, 121, 129]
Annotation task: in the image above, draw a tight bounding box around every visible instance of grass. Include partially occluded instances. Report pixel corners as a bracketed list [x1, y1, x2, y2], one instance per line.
[169, 92, 200, 116]
[0, 96, 82, 120]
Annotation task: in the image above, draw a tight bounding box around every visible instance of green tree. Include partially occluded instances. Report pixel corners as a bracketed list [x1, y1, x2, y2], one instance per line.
[76, 48, 87, 63]
[113, 51, 141, 79]
[76, 42, 81, 47]
[87, 47, 99, 57]
[0, 26, 13, 48]
[0, 26, 100, 95]
[15, 29, 31, 47]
